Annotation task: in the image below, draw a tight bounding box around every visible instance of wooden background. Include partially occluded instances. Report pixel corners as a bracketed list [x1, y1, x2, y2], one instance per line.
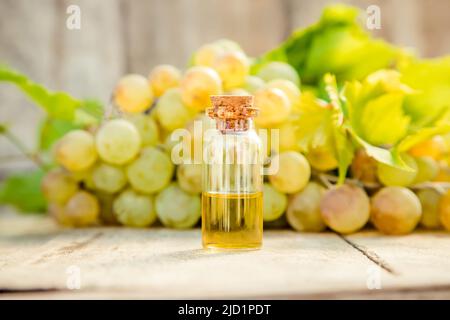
[0, 0, 449, 175]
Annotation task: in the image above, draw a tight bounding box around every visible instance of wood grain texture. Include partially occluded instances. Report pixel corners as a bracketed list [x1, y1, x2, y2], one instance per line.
[1, 211, 449, 299]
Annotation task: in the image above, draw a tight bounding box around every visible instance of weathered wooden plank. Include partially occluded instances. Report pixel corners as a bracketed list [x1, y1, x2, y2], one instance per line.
[345, 231, 450, 291]
[0, 212, 381, 298]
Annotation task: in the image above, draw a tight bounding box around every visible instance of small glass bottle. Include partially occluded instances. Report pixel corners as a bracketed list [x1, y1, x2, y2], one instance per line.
[202, 95, 263, 250]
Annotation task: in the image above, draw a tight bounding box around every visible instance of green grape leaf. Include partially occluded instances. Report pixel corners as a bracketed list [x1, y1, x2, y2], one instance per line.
[0, 169, 47, 212]
[396, 124, 450, 152]
[295, 92, 334, 151]
[401, 56, 450, 126]
[253, 5, 399, 85]
[358, 93, 410, 145]
[0, 65, 103, 124]
[348, 128, 413, 171]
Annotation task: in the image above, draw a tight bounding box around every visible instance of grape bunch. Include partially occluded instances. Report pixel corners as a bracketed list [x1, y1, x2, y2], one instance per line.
[41, 38, 450, 235]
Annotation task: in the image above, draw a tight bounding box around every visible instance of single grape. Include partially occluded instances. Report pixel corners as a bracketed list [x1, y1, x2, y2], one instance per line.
[371, 186, 422, 235]
[148, 64, 181, 97]
[213, 51, 249, 90]
[439, 190, 450, 231]
[113, 74, 154, 113]
[263, 183, 288, 222]
[243, 76, 265, 94]
[350, 149, 378, 183]
[126, 146, 174, 194]
[95, 119, 141, 165]
[155, 183, 201, 229]
[124, 113, 159, 147]
[193, 43, 225, 67]
[254, 87, 291, 127]
[257, 62, 300, 87]
[306, 147, 338, 172]
[155, 88, 196, 131]
[320, 184, 370, 234]
[91, 163, 127, 194]
[287, 181, 327, 232]
[414, 156, 439, 184]
[417, 188, 442, 229]
[63, 190, 100, 227]
[96, 191, 119, 225]
[266, 79, 301, 111]
[269, 151, 311, 194]
[177, 164, 202, 194]
[408, 135, 447, 160]
[113, 188, 157, 227]
[377, 154, 418, 187]
[180, 66, 222, 111]
[54, 130, 97, 172]
[41, 169, 79, 204]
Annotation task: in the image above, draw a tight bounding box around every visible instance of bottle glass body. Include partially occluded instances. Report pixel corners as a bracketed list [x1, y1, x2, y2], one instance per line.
[202, 119, 263, 249]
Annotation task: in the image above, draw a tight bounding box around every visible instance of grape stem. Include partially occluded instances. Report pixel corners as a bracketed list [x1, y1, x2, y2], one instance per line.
[2, 128, 45, 169]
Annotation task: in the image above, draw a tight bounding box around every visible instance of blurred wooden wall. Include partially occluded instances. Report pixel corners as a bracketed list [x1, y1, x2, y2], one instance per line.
[0, 0, 449, 173]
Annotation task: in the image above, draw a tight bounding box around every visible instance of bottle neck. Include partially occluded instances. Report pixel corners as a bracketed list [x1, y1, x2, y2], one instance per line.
[215, 118, 254, 133]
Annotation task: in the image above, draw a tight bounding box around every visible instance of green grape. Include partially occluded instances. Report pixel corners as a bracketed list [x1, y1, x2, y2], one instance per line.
[243, 76, 265, 94]
[287, 181, 327, 232]
[176, 163, 202, 194]
[350, 149, 378, 183]
[41, 169, 79, 205]
[180, 66, 222, 111]
[96, 192, 119, 225]
[371, 186, 422, 235]
[213, 51, 249, 90]
[71, 167, 96, 190]
[155, 183, 201, 229]
[148, 64, 181, 97]
[417, 188, 442, 229]
[63, 191, 100, 227]
[113, 74, 154, 113]
[193, 43, 225, 67]
[126, 146, 174, 194]
[377, 154, 418, 186]
[254, 87, 291, 127]
[269, 151, 311, 194]
[263, 183, 288, 222]
[439, 190, 450, 231]
[155, 88, 196, 131]
[95, 119, 141, 165]
[124, 113, 159, 147]
[257, 62, 300, 87]
[266, 79, 301, 111]
[54, 130, 97, 172]
[92, 163, 127, 193]
[414, 156, 439, 184]
[113, 188, 157, 227]
[320, 184, 370, 234]
[306, 147, 338, 172]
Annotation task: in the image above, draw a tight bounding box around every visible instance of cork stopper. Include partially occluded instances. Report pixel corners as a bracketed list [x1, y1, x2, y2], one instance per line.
[207, 95, 258, 120]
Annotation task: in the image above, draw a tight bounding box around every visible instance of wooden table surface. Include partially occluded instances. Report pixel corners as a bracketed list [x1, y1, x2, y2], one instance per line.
[1, 209, 450, 299]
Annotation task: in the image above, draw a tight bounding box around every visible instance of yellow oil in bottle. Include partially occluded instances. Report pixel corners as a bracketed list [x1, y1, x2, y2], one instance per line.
[202, 191, 263, 250]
